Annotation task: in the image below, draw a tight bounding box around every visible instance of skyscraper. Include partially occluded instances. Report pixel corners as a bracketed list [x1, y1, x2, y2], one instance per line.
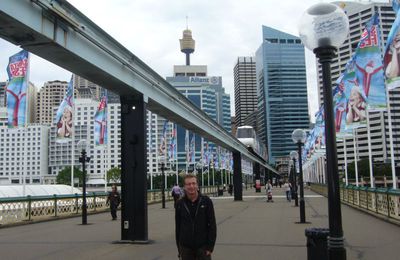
[36, 80, 69, 124]
[322, 2, 400, 170]
[0, 81, 6, 107]
[166, 27, 231, 170]
[72, 74, 120, 103]
[0, 124, 49, 184]
[316, 2, 395, 105]
[48, 99, 121, 181]
[234, 56, 257, 128]
[0, 82, 7, 127]
[256, 25, 309, 163]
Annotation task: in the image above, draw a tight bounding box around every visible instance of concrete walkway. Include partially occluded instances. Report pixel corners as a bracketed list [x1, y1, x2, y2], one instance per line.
[0, 187, 399, 259]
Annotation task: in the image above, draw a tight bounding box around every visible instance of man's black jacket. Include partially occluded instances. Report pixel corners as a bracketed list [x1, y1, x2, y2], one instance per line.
[175, 194, 216, 252]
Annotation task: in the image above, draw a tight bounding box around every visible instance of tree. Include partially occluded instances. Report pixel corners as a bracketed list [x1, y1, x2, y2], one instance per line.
[56, 166, 83, 186]
[347, 158, 393, 179]
[107, 167, 121, 184]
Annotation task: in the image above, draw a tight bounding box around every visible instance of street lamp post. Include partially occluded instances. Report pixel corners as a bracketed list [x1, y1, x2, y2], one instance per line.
[290, 151, 299, 207]
[299, 3, 349, 259]
[160, 161, 166, 209]
[292, 129, 307, 223]
[159, 155, 166, 209]
[78, 140, 90, 225]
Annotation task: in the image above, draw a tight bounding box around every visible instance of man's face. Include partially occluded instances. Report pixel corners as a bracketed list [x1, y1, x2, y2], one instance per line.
[184, 177, 198, 196]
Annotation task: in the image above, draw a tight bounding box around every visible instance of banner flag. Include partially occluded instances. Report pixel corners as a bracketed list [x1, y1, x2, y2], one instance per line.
[185, 130, 189, 163]
[189, 133, 195, 163]
[55, 76, 74, 142]
[94, 95, 108, 146]
[159, 120, 168, 156]
[168, 123, 177, 161]
[384, 0, 400, 90]
[353, 13, 386, 110]
[6, 50, 29, 128]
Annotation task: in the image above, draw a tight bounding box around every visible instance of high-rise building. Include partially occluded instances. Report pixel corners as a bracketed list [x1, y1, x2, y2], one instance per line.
[167, 70, 220, 170]
[325, 2, 400, 170]
[48, 98, 173, 185]
[256, 25, 309, 163]
[234, 56, 257, 127]
[243, 110, 258, 131]
[0, 81, 6, 107]
[48, 99, 121, 183]
[0, 81, 36, 126]
[73, 74, 102, 101]
[0, 124, 49, 184]
[0, 107, 6, 127]
[0, 82, 7, 127]
[73, 74, 120, 103]
[36, 80, 69, 124]
[27, 83, 37, 124]
[167, 67, 231, 133]
[166, 28, 231, 170]
[317, 1, 394, 106]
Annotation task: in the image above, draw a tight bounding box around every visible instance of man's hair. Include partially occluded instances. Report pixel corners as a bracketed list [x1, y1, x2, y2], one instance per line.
[183, 174, 198, 184]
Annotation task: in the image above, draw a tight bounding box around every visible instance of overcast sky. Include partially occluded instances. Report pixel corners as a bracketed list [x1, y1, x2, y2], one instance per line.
[0, 0, 381, 121]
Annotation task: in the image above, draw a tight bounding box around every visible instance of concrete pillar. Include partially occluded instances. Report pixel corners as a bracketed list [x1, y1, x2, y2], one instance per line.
[120, 95, 148, 242]
[233, 151, 242, 201]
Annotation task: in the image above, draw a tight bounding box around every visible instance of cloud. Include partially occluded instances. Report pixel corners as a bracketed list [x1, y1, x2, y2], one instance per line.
[1, 0, 332, 120]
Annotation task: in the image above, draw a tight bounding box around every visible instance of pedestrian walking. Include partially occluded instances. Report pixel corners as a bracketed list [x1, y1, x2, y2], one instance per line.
[175, 174, 217, 260]
[283, 181, 292, 202]
[106, 185, 120, 220]
[228, 184, 233, 196]
[266, 180, 273, 203]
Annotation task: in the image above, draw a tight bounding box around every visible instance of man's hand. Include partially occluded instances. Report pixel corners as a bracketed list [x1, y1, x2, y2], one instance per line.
[205, 250, 212, 256]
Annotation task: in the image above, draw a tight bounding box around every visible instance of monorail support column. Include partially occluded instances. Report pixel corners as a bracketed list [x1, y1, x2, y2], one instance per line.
[253, 162, 261, 192]
[120, 95, 148, 243]
[233, 151, 243, 201]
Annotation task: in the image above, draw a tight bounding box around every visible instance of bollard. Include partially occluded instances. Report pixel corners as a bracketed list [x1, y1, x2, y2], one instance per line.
[305, 228, 329, 260]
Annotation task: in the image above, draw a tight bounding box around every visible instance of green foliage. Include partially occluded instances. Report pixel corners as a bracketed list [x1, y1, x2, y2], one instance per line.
[107, 167, 121, 184]
[56, 166, 83, 185]
[146, 169, 232, 190]
[347, 158, 393, 179]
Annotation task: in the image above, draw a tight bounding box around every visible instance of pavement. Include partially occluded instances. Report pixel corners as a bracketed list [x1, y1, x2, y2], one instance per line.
[0, 187, 399, 260]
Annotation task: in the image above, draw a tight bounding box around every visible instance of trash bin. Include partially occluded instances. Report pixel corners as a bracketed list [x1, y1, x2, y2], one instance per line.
[218, 189, 223, 196]
[305, 228, 329, 260]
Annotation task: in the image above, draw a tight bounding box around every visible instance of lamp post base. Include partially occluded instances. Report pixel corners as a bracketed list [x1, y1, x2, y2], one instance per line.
[328, 236, 346, 260]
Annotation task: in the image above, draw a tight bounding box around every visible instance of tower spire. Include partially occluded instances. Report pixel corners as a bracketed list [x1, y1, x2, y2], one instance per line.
[179, 19, 195, 66]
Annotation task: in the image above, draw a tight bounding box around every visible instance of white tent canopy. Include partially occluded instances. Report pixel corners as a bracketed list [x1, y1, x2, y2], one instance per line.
[0, 185, 82, 198]
[86, 179, 106, 185]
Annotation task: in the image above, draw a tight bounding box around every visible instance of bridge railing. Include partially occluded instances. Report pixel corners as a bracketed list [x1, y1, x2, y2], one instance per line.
[0, 186, 218, 226]
[311, 183, 400, 223]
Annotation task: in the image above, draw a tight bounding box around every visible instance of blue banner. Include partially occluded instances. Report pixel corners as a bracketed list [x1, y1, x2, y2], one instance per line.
[185, 130, 189, 162]
[94, 95, 108, 146]
[353, 13, 386, 110]
[6, 50, 29, 128]
[189, 133, 195, 163]
[384, 0, 400, 90]
[55, 76, 74, 142]
[168, 123, 177, 161]
[159, 120, 168, 156]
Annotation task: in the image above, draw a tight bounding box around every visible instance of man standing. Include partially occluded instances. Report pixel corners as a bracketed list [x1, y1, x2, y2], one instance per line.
[106, 185, 120, 220]
[175, 174, 217, 260]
